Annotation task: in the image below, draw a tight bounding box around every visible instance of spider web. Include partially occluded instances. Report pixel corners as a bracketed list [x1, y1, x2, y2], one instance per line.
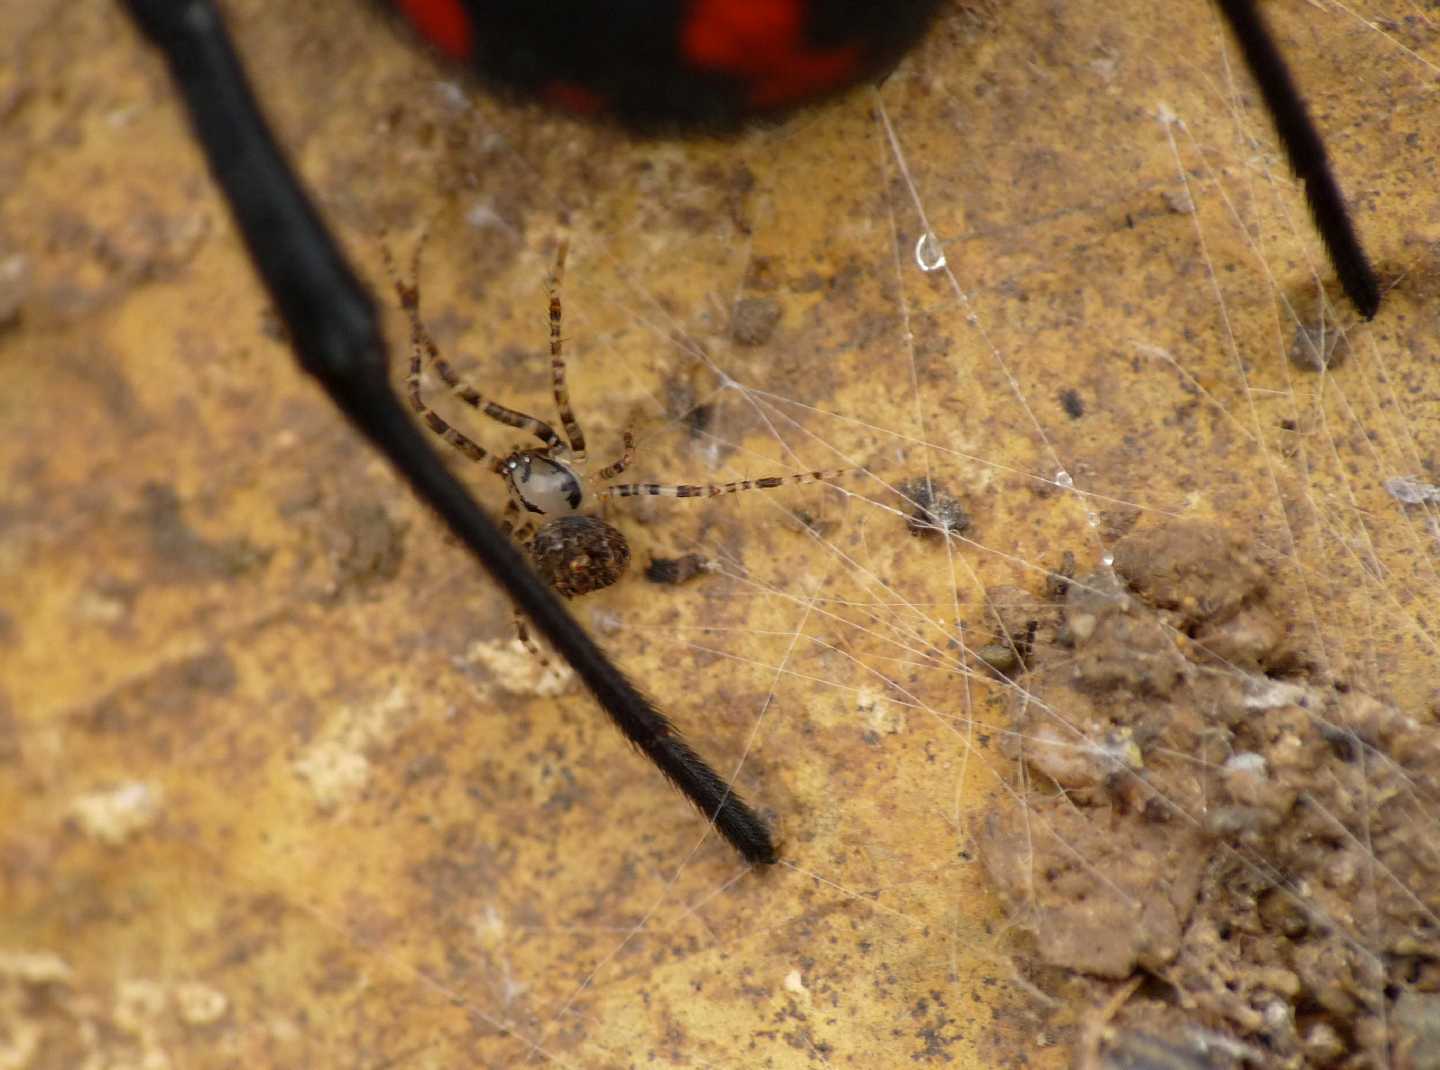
[4, 0, 1438, 1067]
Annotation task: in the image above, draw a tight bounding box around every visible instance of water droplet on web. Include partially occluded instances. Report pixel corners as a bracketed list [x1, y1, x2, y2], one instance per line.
[1054, 469, 1073, 489]
[915, 232, 946, 272]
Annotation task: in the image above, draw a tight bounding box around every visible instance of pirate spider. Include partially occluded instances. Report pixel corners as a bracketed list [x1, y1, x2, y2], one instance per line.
[388, 236, 846, 657]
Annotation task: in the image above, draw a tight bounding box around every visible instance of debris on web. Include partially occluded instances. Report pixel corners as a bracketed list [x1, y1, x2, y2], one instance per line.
[896, 476, 969, 539]
[644, 552, 715, 586]
[1385, 474, 1440, 505]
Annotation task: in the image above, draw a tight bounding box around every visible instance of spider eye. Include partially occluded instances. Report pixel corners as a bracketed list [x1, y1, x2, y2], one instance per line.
[509, 453, 584, 515]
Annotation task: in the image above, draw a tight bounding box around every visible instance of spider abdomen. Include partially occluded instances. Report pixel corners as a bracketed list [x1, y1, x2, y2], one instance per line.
[528, 515, 631, 598]
[388, 0, 944, 131]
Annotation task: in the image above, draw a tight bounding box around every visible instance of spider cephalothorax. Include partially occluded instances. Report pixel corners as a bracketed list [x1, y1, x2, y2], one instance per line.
[503, 449, 587, 515]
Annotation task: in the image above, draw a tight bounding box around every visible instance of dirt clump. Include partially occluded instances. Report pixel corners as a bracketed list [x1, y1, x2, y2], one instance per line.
[977, 520, 1440, 1068]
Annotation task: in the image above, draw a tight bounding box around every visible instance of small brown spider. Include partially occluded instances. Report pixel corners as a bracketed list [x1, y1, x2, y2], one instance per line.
[387, 236, 844, 656]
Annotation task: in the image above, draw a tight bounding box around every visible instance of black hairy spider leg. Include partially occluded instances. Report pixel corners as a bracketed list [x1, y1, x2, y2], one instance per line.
[1214, 0, 1380, 319]
[118, 0, 778, 866]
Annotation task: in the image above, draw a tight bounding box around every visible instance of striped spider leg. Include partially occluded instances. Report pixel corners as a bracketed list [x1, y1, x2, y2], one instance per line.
[391, 237, 847, 657]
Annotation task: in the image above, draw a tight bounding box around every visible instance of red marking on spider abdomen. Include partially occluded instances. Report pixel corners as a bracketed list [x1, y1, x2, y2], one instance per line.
[393, 0, 474, 61]
[543, 82, 607, 117]
[681, 0, 863, 109]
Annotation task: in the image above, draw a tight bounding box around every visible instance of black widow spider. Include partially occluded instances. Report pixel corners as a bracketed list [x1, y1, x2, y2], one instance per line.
[115, 0, 1380, 866]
